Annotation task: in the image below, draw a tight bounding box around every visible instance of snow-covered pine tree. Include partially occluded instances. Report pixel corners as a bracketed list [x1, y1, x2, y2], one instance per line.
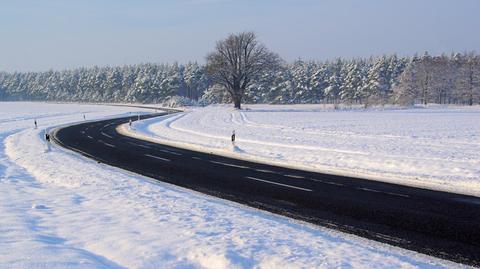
[323, 59, 344, 106]
[341, 60, 363, 104]
[310, 63, 328, 103]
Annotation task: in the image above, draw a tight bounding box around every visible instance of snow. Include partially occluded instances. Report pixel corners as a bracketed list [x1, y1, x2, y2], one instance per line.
[0, 102, 467, 268]
[122, 104, 480, 197]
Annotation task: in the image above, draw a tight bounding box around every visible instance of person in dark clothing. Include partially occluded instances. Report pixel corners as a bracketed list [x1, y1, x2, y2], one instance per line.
[45, 133, 50, 142]
[231, 130, 235, 145]
[34, 119, 37, 129]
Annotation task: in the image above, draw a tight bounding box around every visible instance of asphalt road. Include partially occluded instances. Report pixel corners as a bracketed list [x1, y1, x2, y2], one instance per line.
[52, 112, 480, 266]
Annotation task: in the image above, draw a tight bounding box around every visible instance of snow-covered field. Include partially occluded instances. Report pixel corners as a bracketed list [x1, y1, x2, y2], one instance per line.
[0, 102, 467, 268]
[124, 104, 480, 197]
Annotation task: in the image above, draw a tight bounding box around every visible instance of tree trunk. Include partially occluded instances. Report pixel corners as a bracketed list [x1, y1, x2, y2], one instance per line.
[468, 68, 474, 106]
[233, 95, 242, 109]
[423, 73, 429, 106]
[231, 89, 242, 109]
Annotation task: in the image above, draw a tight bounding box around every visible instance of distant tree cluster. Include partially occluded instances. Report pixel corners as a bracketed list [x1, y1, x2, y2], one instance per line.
[242, 55, 408, 107]
[0, 53, 478, 107]
[394, 52, 480, 106]
[0, 63, 209, 104]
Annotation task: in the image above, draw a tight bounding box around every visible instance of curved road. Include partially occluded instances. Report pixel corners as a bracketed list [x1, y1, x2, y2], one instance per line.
[52, 112, 480, 266]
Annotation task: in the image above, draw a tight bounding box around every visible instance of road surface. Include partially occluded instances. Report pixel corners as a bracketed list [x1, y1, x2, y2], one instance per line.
[52, 112, 480, 266]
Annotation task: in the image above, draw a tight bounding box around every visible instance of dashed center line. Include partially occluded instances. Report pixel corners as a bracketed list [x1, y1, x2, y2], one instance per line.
[101, 132, 113, 139]
[90, 128, 411, 199]
[103, 142, 115, 148]
[357, 187, 381, 193]
[138, 144, 151, 149]
[144, 154, 170, 162]
[385, 192, 410, 198]
[209, 160, 249, 169]
[254, 168, 276, 174]
[357, 187, 409, 198]
[324, 181, 344, 187]
[245, 176, 312, 192]
[159, 149, 182, 156]
[285, 174, 306, 179]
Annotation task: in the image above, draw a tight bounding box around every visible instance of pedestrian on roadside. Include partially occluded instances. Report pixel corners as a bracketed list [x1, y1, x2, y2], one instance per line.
[34, 119, 37, 129]
[231, 130, 236, 145]
[129, 119, 132, 129]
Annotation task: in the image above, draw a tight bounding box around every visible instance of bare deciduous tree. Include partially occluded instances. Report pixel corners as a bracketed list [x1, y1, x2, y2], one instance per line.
[205, 32, 282, 109]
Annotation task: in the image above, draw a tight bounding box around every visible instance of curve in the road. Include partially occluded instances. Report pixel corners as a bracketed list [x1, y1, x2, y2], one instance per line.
[52, 112, 480, 267]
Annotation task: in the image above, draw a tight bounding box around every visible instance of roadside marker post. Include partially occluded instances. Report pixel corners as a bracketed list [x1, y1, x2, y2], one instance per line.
[231, 130, 236, 145]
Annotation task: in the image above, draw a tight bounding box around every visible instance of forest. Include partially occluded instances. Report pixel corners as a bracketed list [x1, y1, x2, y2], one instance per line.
[0, 52, 478, 107]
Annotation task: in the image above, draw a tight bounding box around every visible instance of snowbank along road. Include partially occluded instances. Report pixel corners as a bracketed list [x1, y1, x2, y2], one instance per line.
[51, 111, 480, 267]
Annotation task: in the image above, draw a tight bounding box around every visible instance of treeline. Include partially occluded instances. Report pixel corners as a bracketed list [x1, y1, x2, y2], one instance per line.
[0, 52, 478, 106]
[0, 63, 209, 104]
[395, 52, 480, 106]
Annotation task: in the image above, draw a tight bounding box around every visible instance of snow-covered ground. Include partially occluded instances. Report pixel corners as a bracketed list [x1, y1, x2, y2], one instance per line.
[0, 102, 467, 268]
[123, 104, 480, 197]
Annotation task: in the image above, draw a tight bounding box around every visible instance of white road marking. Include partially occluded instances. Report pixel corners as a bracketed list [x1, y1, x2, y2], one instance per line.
[357, 187, 409, 198]
[159, 149, 182, 156]
[324, 181, 344, 187]
[192, 156, 202, 160]
[209, 160, 249, 169]
[138, 144, 151, 149]
[144, 154, 170, 162]
[357, 187, 381, 193]
[103, 142, 115, 148]
[87, 135, 93, 139]
[385, 192, 410, 198]
[245, 176, 312, 192]
[307, 178, 324, 183]
[101, 132, 113, 139]
[285, 174, 306, 179]
[254, 168, 276, 174]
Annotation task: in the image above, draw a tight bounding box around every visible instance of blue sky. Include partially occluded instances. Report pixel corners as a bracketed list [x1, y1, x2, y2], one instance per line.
[1, 0, 479, 72]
